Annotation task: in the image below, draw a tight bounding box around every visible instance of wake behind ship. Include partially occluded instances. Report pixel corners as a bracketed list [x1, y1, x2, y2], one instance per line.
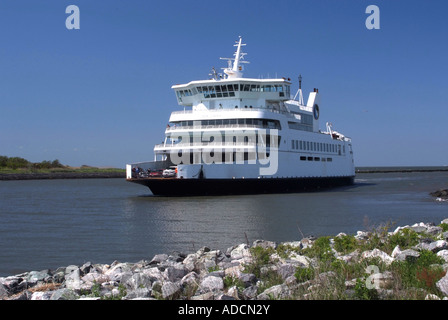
[126, 37, 355, 196]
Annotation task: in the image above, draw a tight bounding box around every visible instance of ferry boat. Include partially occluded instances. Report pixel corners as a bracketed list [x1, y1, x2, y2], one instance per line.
[126, 37, 355, 196]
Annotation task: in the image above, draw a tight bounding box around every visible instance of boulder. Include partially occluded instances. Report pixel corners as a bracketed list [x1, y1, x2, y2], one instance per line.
[430, 189, 448, 199]
[0, 283, 10, 299]
[242, 285, 258, 299]
[163, 264, 188, 282]
[125, 287, 151, 299]
[64, 268, 82, 291]
[429, 240, 448, 253]
[238, 273, 257, 288]
[395, 249, 420, 262]
[27, 270, 52, 284]
[161, 281, 182, 299]
[200, 276, 224, 292]
[252, 240, 277, 250]
[124, 273, 153, 290]
[257, 284, 289, 300]
[361, 249, 394, 265]
[437, 250, 448, 263]
[277, 263, 297, 280]
[436, 273, 448, 296]
[230, 244, 251, 261]
[50, 288, 79, 300]
[31, 291, 53, 300]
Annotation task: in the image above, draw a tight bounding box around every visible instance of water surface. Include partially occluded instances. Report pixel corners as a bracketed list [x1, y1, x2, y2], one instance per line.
[0, 170, 447, 276]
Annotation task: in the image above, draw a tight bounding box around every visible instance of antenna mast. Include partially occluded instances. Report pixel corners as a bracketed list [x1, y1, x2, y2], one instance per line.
[293, 74, 305, 105]
[220, 36, 249, 79]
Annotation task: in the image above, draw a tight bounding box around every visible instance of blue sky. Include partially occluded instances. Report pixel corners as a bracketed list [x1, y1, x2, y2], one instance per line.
[0, 0, 447, 168]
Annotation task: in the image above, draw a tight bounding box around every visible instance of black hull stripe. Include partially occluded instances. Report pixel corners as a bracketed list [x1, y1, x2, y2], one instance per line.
[128, 176, 355, 196]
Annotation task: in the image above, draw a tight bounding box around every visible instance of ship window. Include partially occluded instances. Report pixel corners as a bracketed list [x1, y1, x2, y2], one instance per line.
[295, 140, 298, 149]
[327, 158, 333, 162]
[223, 119, 230, 125]
[291, 140, 295, 149]
[216, 119, 222, 125]
[314, 157, 320, 161]
[307, 157, 313, 161]
[300, 156, 306, 161]
[250, 85, 260, 92]
[230, 119, 236, 125]
[238, 119, 245, 125]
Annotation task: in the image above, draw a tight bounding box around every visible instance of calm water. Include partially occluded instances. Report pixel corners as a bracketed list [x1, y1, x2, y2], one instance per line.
[1, 171, 447, 276]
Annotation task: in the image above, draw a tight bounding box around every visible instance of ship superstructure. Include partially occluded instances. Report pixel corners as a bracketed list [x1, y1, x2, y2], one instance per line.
[126, 37, 355, 196]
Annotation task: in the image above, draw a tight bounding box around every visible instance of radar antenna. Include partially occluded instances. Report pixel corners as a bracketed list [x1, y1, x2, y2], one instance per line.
[209, 67, 222, 80]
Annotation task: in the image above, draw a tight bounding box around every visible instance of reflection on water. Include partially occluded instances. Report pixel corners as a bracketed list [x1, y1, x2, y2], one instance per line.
[0, 171, 447, 276]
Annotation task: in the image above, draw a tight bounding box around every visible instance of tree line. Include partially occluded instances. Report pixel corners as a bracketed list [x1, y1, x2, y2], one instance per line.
[0, 156, 65, 170]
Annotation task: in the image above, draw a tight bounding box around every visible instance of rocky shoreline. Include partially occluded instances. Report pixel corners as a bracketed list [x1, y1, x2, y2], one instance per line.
[430, 189, 448, 202]
[1, 218, 448, 301]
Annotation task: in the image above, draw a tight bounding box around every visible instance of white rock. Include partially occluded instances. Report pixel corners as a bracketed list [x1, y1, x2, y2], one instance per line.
[230, 244, 250, 260]
[436, 273, 448, 296]
[425, 294, 441, 300]
[391, 245, 402, 258]
[437, 250, 448, 263]
[161, 281, 181, 299]
[200, 276, 224, 292]
[65, 269, 82, 290]
[429, 240, 448, 253]
[289, 253, 311, 267]
[224, 265, 243, 278]
[361, 249, 394, 265]
[30, 291, 53, 300]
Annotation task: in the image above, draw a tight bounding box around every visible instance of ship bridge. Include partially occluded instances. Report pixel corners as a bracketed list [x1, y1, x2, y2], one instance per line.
[172, 36, 291, 111]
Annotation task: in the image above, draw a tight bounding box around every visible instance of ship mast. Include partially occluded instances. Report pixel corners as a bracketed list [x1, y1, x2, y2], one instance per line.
[293, 74, 305, 105]
[220, 36, 249, 79]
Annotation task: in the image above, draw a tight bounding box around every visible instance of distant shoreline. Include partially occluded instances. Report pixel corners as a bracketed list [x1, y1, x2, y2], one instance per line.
[0, 171, 125, 181]
[355, 166, 448, 174]
[1, 166, 447, 181]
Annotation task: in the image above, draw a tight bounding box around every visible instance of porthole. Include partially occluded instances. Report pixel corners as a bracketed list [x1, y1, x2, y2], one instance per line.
[313, 104, 320, 120]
